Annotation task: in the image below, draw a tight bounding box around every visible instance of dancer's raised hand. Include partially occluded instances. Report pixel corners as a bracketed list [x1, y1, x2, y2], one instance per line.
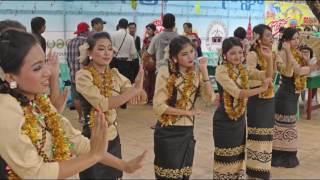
[90, 109, 108, 161]
[47, 50, 60, 77]
[260, 45, 272, 60]
[198, 57, 208, 74]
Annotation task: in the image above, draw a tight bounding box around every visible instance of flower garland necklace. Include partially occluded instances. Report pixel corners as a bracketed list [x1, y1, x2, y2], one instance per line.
[8, 95, 72, 179]
[223, 63, 249, 120]
[159, 62, 195, 126]
[291, 48, 307, 92]
[257, 48, 274, 98]
[84, 64, 113, 128]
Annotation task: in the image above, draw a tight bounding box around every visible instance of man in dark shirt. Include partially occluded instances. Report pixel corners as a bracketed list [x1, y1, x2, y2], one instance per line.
[128, 22, 141, 80]
[31, 16, 46, 53]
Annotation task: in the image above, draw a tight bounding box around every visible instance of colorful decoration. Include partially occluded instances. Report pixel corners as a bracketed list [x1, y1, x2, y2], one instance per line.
[223, 63, 249, 120]
[160, 62, 195, 126]
[247, 16, 253, 41]
[131, 0, 137, 10]
[291, 48, 307, 92]
[265, 1, 317, 35]
[257, 48, 274, 98]
[8, 95, 72, 179]
[84, 64, 113, 128]
[195, 1, 201, 14]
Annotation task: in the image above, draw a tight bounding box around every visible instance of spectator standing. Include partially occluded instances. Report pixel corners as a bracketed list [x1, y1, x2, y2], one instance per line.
[142, 23, 157, 104]
[142, 13, 178, 73]
[31, 16, 47, 53]
[91, 17, 106, 33]
[66, 22, 90, 122]
[128, 22, 141, 80]
[183, 22, 203, 57]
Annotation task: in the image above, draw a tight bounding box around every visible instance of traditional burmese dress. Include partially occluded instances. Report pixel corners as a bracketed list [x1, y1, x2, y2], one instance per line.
[246, 50, 275, 179]
[153, 66, 214, 179]
[213, 63, 265, 179]
[272, 50, 302, 168]
[0, 94, 90, 179]
[76, 67, 132, 179]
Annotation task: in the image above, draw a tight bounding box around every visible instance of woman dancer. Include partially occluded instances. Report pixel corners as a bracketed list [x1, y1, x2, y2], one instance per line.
[246, 24, 274, 179]
[272, 27, 320, 168]
[76, 32, 147, 179]
[142, 23, 157, 104]
[213, 37, 272, 179]
[0, 30, 145, 179]
[153, 36, 214, 179]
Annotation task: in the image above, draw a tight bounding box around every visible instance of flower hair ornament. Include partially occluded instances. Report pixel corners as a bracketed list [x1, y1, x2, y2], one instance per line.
[78, 42, 90, 64]
[250, 32, 260, 47]
[0, 66, 5, 81]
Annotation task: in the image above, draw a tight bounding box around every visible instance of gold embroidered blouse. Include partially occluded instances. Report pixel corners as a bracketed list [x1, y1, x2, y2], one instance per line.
[246, 51, 275, 98]
[153, 66, 215, 126]
[76, 68, 132, 141]
[246, 51, 267, 88]
[0, 94, 90, 179]
[276, 50, 295, 77]
[215, 64, 265, 99]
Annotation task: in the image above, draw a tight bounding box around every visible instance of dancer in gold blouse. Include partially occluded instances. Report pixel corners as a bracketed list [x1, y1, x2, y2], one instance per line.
[153, 36, 215, 179]
[213, 37, 272, 179]
[245, 24, 274, 179]
[75, 32, 147, 179]
[272, 27, 320, 168]
[0, 30, 145, 179]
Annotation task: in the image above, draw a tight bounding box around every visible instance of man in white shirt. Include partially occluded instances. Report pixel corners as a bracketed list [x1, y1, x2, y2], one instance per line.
[128, 22, 141, 82]
[111, 18, 136, 109]
[111, 18, 136, 83]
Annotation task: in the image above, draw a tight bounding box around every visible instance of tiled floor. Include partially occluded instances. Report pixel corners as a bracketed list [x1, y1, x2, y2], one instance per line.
[63, 99, 320, 179]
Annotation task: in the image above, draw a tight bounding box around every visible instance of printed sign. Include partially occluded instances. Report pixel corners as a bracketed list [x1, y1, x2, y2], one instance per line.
[265, 1, 317, 35]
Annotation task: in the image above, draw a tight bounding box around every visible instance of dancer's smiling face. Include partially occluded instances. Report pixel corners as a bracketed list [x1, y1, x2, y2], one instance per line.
[225, 45, 244, 65]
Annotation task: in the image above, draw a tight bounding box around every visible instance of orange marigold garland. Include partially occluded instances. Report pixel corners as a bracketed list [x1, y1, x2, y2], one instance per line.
[159, 62, 195, 126]
[8, 94, 72, 179]
[223, 63, 249, 120]
[84, 65, 113, 128]
[291, 48, 307, 92]
[257, 48, 274, 98]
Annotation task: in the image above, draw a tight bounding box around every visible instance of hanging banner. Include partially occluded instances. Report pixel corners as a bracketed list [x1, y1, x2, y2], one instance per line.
[265, 1, 317, 36]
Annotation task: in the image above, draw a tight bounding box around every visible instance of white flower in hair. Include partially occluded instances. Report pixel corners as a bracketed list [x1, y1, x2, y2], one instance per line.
[251, 32, 260, 45]
[78, 42, 90, 64]
[247, 32, 261, 52]
[0, 66, 5, 81]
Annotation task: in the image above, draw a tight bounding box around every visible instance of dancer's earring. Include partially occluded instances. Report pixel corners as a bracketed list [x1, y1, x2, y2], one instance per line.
[9, 81, 17, 89]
